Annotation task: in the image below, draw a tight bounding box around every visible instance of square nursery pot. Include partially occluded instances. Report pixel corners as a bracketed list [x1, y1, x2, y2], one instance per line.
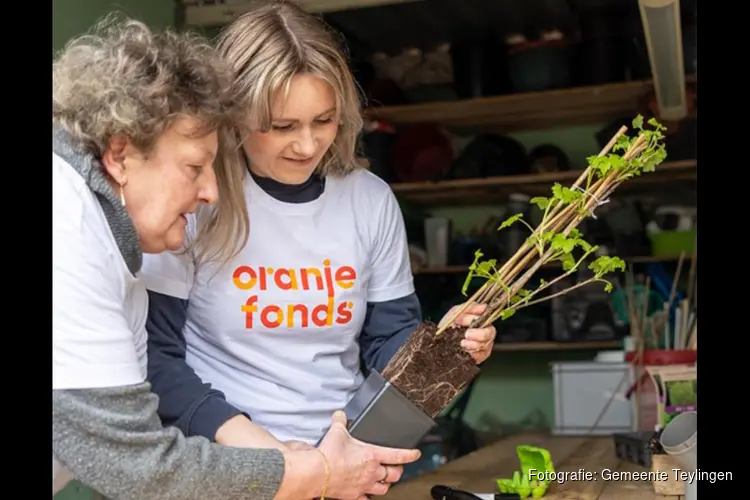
[343, 370, 436, 449]
[318, 321, 479, 449]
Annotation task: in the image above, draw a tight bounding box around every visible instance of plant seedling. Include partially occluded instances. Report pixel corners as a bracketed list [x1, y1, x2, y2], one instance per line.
[377, 115, 668, 424]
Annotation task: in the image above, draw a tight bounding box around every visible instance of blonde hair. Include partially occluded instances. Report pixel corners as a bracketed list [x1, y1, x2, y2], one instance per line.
[52, 14, 249, 266]
[216, 0, 367, 177]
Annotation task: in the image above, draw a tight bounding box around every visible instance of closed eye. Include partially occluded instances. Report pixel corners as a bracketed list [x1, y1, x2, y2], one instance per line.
[272, 124, 294, 131]
[188, 164, 204, 177]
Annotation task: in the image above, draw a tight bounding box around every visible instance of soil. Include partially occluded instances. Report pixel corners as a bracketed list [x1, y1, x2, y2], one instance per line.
[381, 321, 480, 419]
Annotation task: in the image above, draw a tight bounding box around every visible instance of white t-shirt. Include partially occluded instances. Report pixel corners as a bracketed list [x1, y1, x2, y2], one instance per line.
[52, 153, 149, 494]
[141, 168, 414, 443]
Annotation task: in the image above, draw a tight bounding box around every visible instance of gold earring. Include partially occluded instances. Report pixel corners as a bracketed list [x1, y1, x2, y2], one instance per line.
[119, 184, 126, 207]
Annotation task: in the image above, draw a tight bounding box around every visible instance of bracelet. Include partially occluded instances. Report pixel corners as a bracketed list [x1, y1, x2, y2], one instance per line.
[315, 447, 330, 500]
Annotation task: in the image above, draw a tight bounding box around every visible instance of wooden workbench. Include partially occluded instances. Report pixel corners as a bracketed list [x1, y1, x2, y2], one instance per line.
[382, 432, 682, 500]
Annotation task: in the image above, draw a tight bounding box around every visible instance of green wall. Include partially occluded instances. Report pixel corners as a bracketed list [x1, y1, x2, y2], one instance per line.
[53, 0, 175, 53]
[53, 2, 615, 497]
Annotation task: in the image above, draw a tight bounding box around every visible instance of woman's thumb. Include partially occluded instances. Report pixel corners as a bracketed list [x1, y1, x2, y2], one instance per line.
[330, 410, 348, 428]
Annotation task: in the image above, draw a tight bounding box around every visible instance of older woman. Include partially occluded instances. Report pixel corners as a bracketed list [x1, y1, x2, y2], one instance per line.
[141, 0, 496, 460]
[53, 15, 420, 500]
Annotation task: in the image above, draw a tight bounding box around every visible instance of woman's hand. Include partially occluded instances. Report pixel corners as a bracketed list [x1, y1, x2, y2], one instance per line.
[214, 414, 288, 450]
[283, 440, 314, 451]
[440, 302, 497, 364]
[315, 410, 421, 499]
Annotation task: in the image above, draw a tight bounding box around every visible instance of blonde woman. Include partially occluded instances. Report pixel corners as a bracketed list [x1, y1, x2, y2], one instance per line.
[142, 0, 495, 487]
[53, 15, 419, 500]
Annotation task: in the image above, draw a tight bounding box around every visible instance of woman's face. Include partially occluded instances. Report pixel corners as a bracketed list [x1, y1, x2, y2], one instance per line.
[243, 73, 339, 184]
[103, 115, 219, 254]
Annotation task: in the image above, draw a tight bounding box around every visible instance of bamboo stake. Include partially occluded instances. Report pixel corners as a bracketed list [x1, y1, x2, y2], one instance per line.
[434, 126, 629, 335]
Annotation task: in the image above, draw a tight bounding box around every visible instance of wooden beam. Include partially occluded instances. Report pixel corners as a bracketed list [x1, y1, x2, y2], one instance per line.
[182, 0, 424, 27]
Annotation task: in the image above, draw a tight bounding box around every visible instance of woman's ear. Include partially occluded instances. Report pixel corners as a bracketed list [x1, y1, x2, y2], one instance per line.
[101, 134, 131, 185]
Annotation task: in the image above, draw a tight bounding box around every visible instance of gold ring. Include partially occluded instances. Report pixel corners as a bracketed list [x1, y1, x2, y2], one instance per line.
[380, 465, 389, 483]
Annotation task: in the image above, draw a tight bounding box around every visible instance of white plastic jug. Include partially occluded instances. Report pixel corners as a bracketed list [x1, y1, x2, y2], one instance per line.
[659, 411, 697, 500]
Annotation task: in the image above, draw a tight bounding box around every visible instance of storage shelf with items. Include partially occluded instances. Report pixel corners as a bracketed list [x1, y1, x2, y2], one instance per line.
[365, 76, 696, 133]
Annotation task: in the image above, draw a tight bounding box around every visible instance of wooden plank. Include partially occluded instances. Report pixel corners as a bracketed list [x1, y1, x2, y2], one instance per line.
[492, 341, 622, 352]
[381, 433, 587, 500]
[598, 461, 657, 500]
[183, 0, 422, 26]
[390, 160, 697, 206]
[365, 76, 696, 131]
[390, 161, 696, 194]
[454, 435, 589, 495]
[543, 437, 621, 500]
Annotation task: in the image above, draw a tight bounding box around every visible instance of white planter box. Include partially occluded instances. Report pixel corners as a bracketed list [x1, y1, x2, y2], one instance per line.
[551, 361, 634, 436]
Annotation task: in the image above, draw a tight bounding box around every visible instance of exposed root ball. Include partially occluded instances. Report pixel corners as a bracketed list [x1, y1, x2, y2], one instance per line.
[381, 321, 480, 418]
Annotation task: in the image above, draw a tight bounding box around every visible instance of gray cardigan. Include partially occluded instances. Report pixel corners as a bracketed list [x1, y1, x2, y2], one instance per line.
[52, 127, 285, 500]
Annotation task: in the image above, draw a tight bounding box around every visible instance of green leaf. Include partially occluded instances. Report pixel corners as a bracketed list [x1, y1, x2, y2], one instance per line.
[551, 234, 576, 254]
[632, 114, 644, 130]
[588, 255, 626, 277]
[461, 273, 473, 296]
[468, 249, 484, 271]
[500, 308, 516, 320]
[604, 281, 613, 293]
[551, 183, 581, 204]
[475, 259, 497, 276]
[499, 213, 524, 230]
[530, 196, 550, 210]
[647, 117, 667, 132]
[560, 253, 576, 271]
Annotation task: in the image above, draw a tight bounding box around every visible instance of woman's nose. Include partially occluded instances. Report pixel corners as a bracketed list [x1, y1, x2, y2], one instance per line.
[292, 129, 317, 157]
[199, 166, 219, 204]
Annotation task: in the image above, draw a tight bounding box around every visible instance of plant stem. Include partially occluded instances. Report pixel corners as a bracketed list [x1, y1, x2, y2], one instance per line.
[512, 278, 605, 311]
[433, 123, 654, 337]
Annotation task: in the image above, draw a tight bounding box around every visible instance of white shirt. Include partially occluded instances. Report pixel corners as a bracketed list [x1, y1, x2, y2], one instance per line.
[141, 168, 414, 443]
[52, 153, 149, 494]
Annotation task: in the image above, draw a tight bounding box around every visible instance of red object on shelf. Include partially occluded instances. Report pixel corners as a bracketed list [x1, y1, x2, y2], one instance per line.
[625, 349, 697, 366]
[625, 349, 697, 432]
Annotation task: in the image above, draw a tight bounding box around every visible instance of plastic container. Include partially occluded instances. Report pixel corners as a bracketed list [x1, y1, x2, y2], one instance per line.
[660, 411, 697, 500]
[613, 431, 657, 467]
[323, 370, 436, 450]
[551, 361, 634, 435]
[649, 229, 696, 256]
[625, 349, 697, 366]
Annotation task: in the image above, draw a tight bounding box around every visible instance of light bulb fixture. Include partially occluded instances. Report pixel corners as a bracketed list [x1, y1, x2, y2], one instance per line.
[638, 0, 688, 121]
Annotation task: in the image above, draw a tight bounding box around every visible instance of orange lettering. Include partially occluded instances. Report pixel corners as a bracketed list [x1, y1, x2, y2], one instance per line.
[259, 267, 269, 290]
[312, 298, 334, 327]
[335, 301, 353, 324]
[274, 268, 298, 290]
[261, 305, 283, 328]
[335, 266, 356, 289]
[301, 268, 323, 290]
[241, 296, 258, 328]
[323, 259, 335, 298]
[287, 304, 309, 328]
[233, 266, 257, 290]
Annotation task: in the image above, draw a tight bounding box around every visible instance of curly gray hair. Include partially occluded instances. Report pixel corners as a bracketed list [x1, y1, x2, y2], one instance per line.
[52, 14, 250, 266]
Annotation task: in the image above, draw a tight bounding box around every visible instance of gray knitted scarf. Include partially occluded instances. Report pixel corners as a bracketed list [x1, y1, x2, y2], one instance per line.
[52, 126, 142, 275]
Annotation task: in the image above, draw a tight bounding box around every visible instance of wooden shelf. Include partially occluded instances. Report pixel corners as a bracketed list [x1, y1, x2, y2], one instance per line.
[365, 76, 696, 131]
[181, 0, 419, 25]
[493, 340, 622, 352]
[392, 159, 696, 206]
[414, 254, 692, 276]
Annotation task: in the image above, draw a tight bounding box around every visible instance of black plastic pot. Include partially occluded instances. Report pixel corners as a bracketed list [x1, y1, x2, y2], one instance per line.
[318, 370, 436, 449]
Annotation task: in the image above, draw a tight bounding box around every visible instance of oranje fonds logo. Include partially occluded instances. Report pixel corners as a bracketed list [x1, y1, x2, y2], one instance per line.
[232, 259, 356, 329]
